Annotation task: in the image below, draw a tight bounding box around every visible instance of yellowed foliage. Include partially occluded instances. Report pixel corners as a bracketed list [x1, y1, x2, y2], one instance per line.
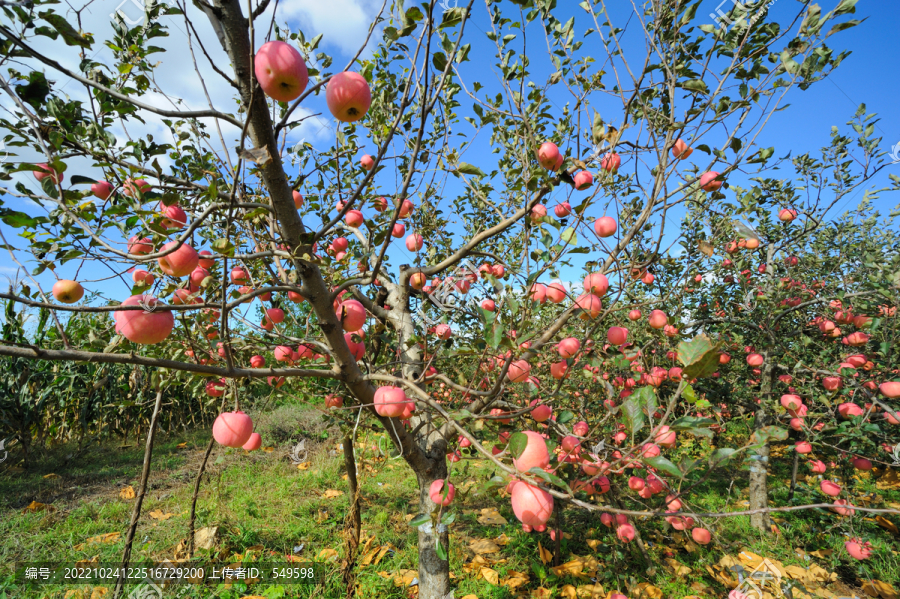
[876, 515, 899, 536]
[74, 533, 120, 551]
[22, 501, 54, 514]
[469, 538, 500, 554]
[633, 583, 663, 599]
[561, 585, 578, 599]
[575, 583, 605, 598]
[537, 541, 553, 565]
[316, 548, 338, 561]
[476, 507, 507, 526]
[664, 557, 691, 577]
[876, 469, 900, 490]
[176, 442, 188, 449]
[390, 569, 417, 587]
[262, 446, 274, 453]
[480, 567, 499, 585]
[493, 533, 511, 546]
[501, 570, 529, 589]
[862, 580, 899, 599]
[90, 589, 109, 599]
[322, 489, 344, 498]
[148, 510, 175, 521]
[43, 473, 59, 479]
[118, 486, 135, 500]
[586, 539, 602, 550]
[296, 461, 311, 470]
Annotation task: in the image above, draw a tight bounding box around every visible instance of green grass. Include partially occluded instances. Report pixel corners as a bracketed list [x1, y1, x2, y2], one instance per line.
[1, 405, 899, 598]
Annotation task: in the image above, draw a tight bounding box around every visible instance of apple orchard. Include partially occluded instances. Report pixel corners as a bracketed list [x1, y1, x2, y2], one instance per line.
[1, 1, 900, 598]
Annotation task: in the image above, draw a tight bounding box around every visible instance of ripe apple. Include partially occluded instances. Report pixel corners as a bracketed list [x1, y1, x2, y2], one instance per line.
[671, 138, 693, 159]
[128, 236, 153, 255]
[114, 295, 175, 344]
[391, 223, 405, 238]
[157, 242, 199, 278]
[345, 210, 364, 228]
[699, 171, 723, 192]
[360, 154, 375, 170]
[33, 163, 64, 183]
[326, 71, 371, 122]
[405, 233, 423, 251]
[601, 152, 621, 172]
[292, 191, 304, 209]
[254, 41, 308, 102]
[573, 170, 594, 190]
[536, 141, 560, 169]
[123, 178, 150, 197]
[554, 202, 571, 217]
[52, 280, 84, 304]
[594, 216, 617, 237]
[91, 180, 113, 200]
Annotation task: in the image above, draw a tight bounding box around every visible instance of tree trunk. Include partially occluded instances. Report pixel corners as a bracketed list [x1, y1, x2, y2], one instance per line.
[113, 387, 163, 599]
[749, 358, 775, 532]
[341, 433, 362, 597]
[414, 462, 450, 599]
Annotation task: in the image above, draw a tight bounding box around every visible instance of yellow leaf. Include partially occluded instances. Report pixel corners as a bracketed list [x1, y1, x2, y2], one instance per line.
[176, 442, 187, 449]
[74, 533, 121, 551]
[808, 549, 833, 558]
[43, 473, 59, 479]
[587, 539, 602, 550]
[664, 558, 691, 577]
[561, 585, 578, 599]
[461, 596, 479, 599]
[577, 584, 606, 598]
[391, 569, 417, 587]
[119, 486, 135, 500]
[480, 567, 499, 585]
[875, 469, 900, 490]
[699, 240, 715, 257]
[537, 541, 553, 565]
[90, 587, 110, 599]
[22, 501, 54, 514]
[323, 489, 344, 498]
[148, 510, 175, 521]
[317, 548, 338, 561]
[477, 507, 507, 526]
[552, 558, 587, 578]
[469, 538, 500, 555]
[297, 461, 311, 470]
[262, 446, 274, 453]
[501, 570, 529, 589]
[633, 583, 663, 599]
[876, 516, 899, 536]
[862, 580, 899, 599]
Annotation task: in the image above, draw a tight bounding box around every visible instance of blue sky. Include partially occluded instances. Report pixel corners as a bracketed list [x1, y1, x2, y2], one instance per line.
[1, 0, 898, 310]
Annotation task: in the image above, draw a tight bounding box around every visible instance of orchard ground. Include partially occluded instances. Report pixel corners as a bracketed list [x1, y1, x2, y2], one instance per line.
[2, 400, 899, 599]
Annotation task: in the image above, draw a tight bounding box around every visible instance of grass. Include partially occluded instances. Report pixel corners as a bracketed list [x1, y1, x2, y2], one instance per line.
[1, 402, 899, 598]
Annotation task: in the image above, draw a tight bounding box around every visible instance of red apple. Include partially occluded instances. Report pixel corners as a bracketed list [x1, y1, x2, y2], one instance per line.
[254, 41, 308, 102]
[326, 71, 371, 122]
[52, 280, 84, 304]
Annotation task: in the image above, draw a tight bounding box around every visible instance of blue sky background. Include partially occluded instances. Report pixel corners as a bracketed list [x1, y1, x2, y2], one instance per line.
[1, 0, 898, 312]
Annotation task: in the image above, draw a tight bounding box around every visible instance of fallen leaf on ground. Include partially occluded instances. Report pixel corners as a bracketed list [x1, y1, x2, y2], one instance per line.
[576, 584, 605, 598]
[22, 501, 54, 514]
[561, 587, 578, 599]
[263, 446, 274, 453]
[461, 596, 478, 599]
[863, 580, 899, 599]
[317, 548, 338, 561]
[194, 526, 219, 550]
[664, 558, 691, 577]
[469, 538, 500, 554]
[323, 489, 344, 498]
[876, 516, 899, 536]
[391, 569, 417, 587]
[74, 533, 121, 551]
[297, 461, 311, 470]
[633, 583, 663, 599]
[494, 533, 510, 546]
[43, 473, 59, 479]
[481, 567, 499, 585]
[501, 570, 529, 589]
[90, 588, 109, 599]
[476, 507, 507, 526]
[176, 443, 187, 449]
[118, 486, 135, 500]
[552, 558, 588, 578]
[148, 510, 175, 521]
[808, 548, 833, 558]
[537, 541, 552, 565]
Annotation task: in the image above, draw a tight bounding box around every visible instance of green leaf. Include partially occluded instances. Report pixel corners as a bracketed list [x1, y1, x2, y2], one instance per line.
[621, 396, 645, 434]
[557, 410, 575, 425]
[834, 0, 858, 15]
[508, 432, 529, 460]
[40, 12, 91, 48]
[212, 238, 235, 257]
[680, 79, 708, 93]
[709, 448, 736, 466]
[456, 162, 486, 177]
[440, 7, 467, 29]
[670, 416, 716, 431]
[682, 384, 697, 403]
[408, 513, 430, 527]
[750, 426, 788, 445]
[527, 467, 570, 492]
[70, 175, 97, 186]
[435, 537, 448, 561]
[432, 52, 448, 72]
[560, 227, 577, 246]
[645, 456, 681, 478]
[676, 334, 722, 379]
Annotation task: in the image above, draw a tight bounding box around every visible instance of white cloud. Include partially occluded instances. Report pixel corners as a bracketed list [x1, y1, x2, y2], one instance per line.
[277, 0, 383, 56]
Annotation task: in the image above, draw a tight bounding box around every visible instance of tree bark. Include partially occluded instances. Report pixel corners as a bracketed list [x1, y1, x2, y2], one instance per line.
[341, 433, 362, 597]
[188, 436, 216, 557]
[749, 359, 775, 532]
[113, 387, 163, 599]
[415, 462, 451, 599]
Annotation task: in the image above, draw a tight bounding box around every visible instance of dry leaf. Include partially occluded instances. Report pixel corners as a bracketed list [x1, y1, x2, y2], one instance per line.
[552, 559, 587, 578]
[876, 516, 899, 536]
[391, 569, 417, 587]
[194, 526, 219, 550]
[297, 461, 311, 470]
[664, 558, 691, 577]
[808, 548, 833, 558]
[148, 510, 175, 521]
[43, 473, 59, 479]
[875, 469, 900, 491]
[74, 533, 121, 551]
[262, 446, 274, 453]
[699, 240, 715, 257]
[587, 539, 602, 550]
[561, 586, 578, 599]
[461, 596, 479, 599]
[477, 507, 507, 526]
[317, 548, 338, 561]
[633, 583, 663, 599]
[323, 489, 344, 498]
[537, 541, 553, 565]
[22, 501, 54, 514]
[494, 534, 510, 546]
[469, 538, 500, 555]
[119, 486, 135, 500]
[863, 580, 899, 599]
[501, 570, 529, 589]
[64, 591, 86, 599]
[577, 584, 606, 598]
[480, 567, 499, 585]
[90, 588, 109, 599]
[176, 442, 187, 449]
